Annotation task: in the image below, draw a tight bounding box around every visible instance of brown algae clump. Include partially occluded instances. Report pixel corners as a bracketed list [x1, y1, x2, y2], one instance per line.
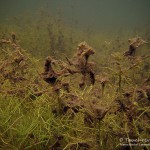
[124, 37, 147, 57]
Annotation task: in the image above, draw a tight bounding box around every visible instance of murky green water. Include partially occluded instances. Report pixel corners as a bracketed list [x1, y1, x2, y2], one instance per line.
[0, 0, 150, 31]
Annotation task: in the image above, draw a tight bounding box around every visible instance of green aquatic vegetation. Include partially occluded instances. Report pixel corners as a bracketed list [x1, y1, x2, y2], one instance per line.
[0, 12, 150, 149]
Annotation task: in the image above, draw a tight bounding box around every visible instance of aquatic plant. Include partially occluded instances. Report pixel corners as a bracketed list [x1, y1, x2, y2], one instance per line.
[0, 16, 150, 149]
[124, 37, 147, 57]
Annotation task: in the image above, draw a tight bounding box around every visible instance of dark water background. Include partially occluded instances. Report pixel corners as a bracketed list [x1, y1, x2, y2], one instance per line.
[0, 0, 150, 31]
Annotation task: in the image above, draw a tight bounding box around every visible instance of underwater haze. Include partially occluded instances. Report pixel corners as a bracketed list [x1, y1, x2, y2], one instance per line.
[0, 0, 150, 31]
[0, 1, 150, 150]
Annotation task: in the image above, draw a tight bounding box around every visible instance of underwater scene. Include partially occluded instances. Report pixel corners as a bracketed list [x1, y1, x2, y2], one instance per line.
[0, 0, 150, 149]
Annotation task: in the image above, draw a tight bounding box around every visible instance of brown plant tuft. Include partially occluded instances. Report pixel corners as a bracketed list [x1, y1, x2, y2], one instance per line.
[124, 37, 147, 57]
